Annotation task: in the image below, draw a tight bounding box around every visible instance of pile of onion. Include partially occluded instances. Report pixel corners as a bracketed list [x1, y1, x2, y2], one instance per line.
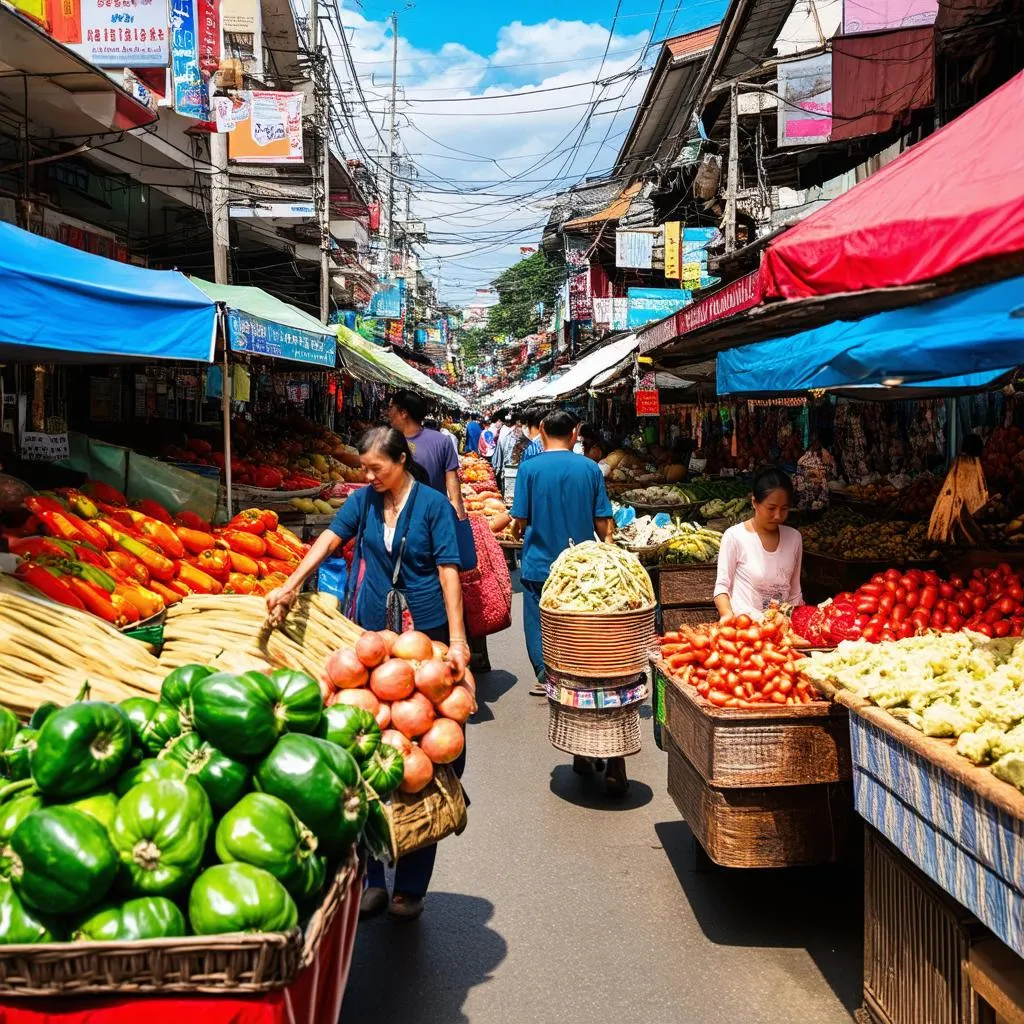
[323, 629, 476, 793]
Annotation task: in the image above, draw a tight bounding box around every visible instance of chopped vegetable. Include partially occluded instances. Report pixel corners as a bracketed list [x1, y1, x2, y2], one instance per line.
[540, 542, 654, 612]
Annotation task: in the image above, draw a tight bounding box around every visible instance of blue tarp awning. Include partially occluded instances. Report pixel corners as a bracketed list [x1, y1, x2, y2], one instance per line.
[717, 274, 1024, 395]
[0, 222, 217, 363]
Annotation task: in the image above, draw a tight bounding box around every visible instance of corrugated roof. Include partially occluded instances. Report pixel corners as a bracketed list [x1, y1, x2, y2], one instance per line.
[667, 25, 721, 58]
[562, 182, 644, 231]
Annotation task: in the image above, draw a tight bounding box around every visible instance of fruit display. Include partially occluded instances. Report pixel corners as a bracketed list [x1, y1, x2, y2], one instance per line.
[658, 611, 815, 708]
[322, 629, 475, 795]
[700, 497, 748, 523]
[0, 661, 383, 944]
[458, 457, 510, 533]
[791, 564, 1024, 646]
[661, 523, 723, 565]
[804, 632, 1024, 795]
[288, 496, 346, 515]
[890, 475, 941, 518]
[540, 542, 654, 612]
[7, 489, 310, 620]
[801, 508, 939, 561]
[0, 576, 164, 713]
[833, 481, 900, 506]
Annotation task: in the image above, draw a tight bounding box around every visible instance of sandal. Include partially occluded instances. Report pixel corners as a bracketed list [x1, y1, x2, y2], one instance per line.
[359, 886, 389, 919]
[604, 758, 630, 799]
[388, 892, 424, 921]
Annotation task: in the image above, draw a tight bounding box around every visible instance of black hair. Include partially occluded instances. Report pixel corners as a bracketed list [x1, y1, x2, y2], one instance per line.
[541, 410, 577, 439]
[578, 422, 599, 444]
[390, 389, 428, 425]
[817, 425, 835, 449]
[962, 433, 984, 458]
[423, 417, 440, 430]
[524, 406, 543, 429]
[358, 426, 429, 484]
[752, 466, 794, 504]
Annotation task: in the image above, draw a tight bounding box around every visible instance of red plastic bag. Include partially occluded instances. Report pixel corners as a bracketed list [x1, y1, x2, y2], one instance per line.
[461, 515, 511, 638]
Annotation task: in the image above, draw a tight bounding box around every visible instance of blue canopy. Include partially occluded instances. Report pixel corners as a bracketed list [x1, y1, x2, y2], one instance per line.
[0, 222, 217, 363]
[717, 274, 1024, 395]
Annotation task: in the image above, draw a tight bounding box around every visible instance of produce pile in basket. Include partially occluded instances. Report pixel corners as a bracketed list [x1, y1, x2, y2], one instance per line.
[540, 542, 654, 612]
[699, 496, 748, 523]
[792, 564, 1024, 645]
[802, 508, 938, 561]
[659, 610, 814, 708]
[459, 456, 511, 535]
[805, 632, 1024, 795]
[323, 629, 474, 795]
[7, 485, 310, 625]
[661, 523, 722, 564]
[0, 662, 392, 945]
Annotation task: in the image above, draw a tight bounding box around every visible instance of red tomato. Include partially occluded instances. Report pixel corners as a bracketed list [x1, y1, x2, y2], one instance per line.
[879, 592, 895, 614]
[895, 586, 908, 604]
[734, 614, 752, 630]
[930, 609, 946, 627]
[969, 579, 987, 595]
[1009, 585, 1024, 603]
[939, 583, 957, 600]
[950, 575, 966, 589]
[911, 609, 931, 630]
[957, 595, 975, 617]
[947, 613, 964, 631]
[857, 598, 879, 615]
[975, 623, 995, 637]
[920, 586, 938, 610]
[984, 607, 1004, 625]
[994, 620, 1012, 638]
[898, 621, 916, 639]
[884, 569, 901, 583]
[922, 571, 940, 587]
[973, 595, 988, 613]
[998, 597, 1017, 615]
[862, 624, 881, 643]
[906, 591, 920, 610]
[891, 603, 909, 624]
[854, 613, 871, 628]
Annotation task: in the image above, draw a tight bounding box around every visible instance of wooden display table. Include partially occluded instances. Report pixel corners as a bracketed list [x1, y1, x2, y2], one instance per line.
[659, 665, 856, 868]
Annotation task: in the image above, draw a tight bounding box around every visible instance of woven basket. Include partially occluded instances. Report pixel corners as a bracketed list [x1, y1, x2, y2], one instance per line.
[384, 763, 467, 861]
[547, 701, 642, 758]
[657, 562, 718, 605]
[541, 605, 656, 678]
[0, 846, 359, 997]
[547, 668, 645, 692]
[662, 604, 718, 632]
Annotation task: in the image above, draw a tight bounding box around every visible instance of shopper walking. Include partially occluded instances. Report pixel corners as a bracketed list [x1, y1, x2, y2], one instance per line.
[266, 427, 469, 921]
[464, 412, 482, 456]
[478, 417, 498, 462]
[519, 407, 544, 464]
[493, 411, 522, 488]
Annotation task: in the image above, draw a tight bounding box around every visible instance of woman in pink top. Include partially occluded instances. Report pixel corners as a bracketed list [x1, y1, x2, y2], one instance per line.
[713, 468, 803, 621]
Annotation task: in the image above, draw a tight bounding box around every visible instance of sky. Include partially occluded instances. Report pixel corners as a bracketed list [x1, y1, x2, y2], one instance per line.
[324, 0, 728, 308]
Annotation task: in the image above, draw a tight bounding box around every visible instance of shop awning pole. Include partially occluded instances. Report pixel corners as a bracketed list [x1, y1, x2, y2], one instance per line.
[222, 344, 233, 520]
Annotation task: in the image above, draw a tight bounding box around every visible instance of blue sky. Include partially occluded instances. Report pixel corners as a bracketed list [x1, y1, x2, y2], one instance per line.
[330, 0, 728, 303]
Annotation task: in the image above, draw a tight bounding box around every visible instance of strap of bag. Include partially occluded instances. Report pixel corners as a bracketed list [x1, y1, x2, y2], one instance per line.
[342, 491, 370, 618]
[390, 483, 420, 587]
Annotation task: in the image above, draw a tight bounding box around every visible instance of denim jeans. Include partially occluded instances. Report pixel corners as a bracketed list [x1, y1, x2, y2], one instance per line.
[521, 578, 545, 684]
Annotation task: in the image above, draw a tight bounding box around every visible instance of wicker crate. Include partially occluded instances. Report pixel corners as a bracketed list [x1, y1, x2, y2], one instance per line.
[541, 605, 656, 679]
[666, 733, 858, 868]
[662, 670, 851, 788]
[548, 701, 642, 758]
[0, 846, 360, 997]
[657, 562, 718, 605]
[661, 604, 718, 632]
[859, 826, 983, 1024]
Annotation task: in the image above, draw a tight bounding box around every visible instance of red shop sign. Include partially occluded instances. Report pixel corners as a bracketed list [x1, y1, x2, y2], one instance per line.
[635, 390, 660, 416]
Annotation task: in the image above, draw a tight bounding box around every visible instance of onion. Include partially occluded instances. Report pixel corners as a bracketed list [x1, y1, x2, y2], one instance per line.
[380, 729, 412, 755]
[330, 688, 380, 718]
[436, 684, 476, 724]
[419, 719, 465, 765]
[369, 658, 415, 702]
[415, 659, 454, 705]
[377, 629, 399, 654]
[390, 692, 436, 739]
[392, 630, 435, 663]
[462, 667, 476, 695]
[323, 649, 368, 691]
[400, 746, 434, 794]
[431, 640, 449, 660]
[355, 631, 389, 669]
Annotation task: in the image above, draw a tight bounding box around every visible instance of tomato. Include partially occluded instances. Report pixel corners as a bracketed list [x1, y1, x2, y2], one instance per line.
[957, 594, 975, 617]
[870, 574, 886, 586]
[898, 621, 916, 639]
[884, 569, 901, 583]
[891, 603, 908, 624]
[973, 595, 988, 613]
[998, 563, 1014, 577]
[883, 580, 899, 595]
[994, 620, 1012, 638]
[947, 613, 964, 631]
[998, 597, 1017, 615]
[898, 576, 915, 591]
[939, 583, 956, 600]
[1012, 618, 1024, 636]
[930, 609, 946, 627]
[950, 575, 965, 590]
[923, 571, 940, 587]
[860, 582, 884, 597]
[878, 593, 895, 614]
[861, 624, 881, 642]
[984, 607, 1004, 625]
[905, 590, 920, 610]
[975, 623, 995, 637]
[707, 690, 730, 707]
[835, 592, 855, 604]
[734, 615, 752, 630]
[920, 586, 938, 610]
[969, 579, 987, 595]
[857, 598, 879, 615]
[880, 628, 897, 642]
[895, 586, 907, 604]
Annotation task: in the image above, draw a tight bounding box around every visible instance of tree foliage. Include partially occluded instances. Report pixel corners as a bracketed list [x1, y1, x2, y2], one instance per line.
[485, 253, 562, 339]
[458, 327, 489, 370]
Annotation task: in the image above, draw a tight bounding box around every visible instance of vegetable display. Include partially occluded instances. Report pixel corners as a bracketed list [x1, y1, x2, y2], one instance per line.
[659, 612, 814, 708]
[801, 509, 938, 561]
[699, 497, 748, 523]
[661, 523, 723, 565]
[540, 542, 654, 612]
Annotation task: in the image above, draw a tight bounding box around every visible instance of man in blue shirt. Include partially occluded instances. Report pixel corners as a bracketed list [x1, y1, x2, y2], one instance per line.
[511, 409, 613, 697]
[464, 414, 482, 455]
[518, 406, 544, 464]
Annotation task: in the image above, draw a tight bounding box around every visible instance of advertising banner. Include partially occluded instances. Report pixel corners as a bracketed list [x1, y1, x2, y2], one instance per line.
[227, 309, 335, 367]
[627, 287, 691, 329]
[170, 0, 204, 118]
[616, 230, 654, 270]
[778, 54, 832, 147]
[68, 0, 170, 67]
[635, 391, 660, 416]
[843, 0, 937, 32]
[368, 278, 405, 319]
[663, 222, 681, 280]
[219, 91, 304, 163]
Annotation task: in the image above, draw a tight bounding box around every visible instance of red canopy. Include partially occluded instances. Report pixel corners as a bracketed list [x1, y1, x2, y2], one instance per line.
[759, 70, 1024, 300]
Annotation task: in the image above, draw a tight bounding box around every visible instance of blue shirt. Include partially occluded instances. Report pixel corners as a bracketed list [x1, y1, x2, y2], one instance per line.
[510, 450, 613, 583]
[327, 483, 462, 631]
[520, 437, 543, 463]
[465, 421, 482, 455]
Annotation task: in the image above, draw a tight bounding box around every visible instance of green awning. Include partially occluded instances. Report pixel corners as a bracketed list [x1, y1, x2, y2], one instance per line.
[191, 278, 336, 367]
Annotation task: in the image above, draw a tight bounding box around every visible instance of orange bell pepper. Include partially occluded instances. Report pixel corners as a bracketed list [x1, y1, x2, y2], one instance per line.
[258, 509, 279, 531]
[24, 497, 109, 551]
[225, 572, 258, 594]
[227, 509, 267, 535]
[113, 580, 164, 619]
[106, 550, 150, 585]
[168, 579, 195, 598]
[66, 575, 125, 624]
[93, 520, 175, 581]
[124, 511, 185, 559]
[226, 549, 260, 576]
[176, 560, 223, 594]
[219, 530, 267, 557]
[256, 558, 297, 578]
[175, 526, 216, 555]
[148, 580, 183, 606]
[192, 548, 230, 581]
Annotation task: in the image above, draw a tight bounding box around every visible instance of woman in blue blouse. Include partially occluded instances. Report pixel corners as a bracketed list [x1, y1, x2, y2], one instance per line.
[266, 426, 469, 921]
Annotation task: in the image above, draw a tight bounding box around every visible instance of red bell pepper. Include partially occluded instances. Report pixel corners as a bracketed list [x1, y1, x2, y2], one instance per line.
[226, 549, 261, 576]
[175, 526, 216, 555]
[94, 502, 135, 529]
[132, 499, 173, 524]
[175, 510, 212, 532]
[227, 509, 267, 535]
[218, 529, 267, 557]
[66, 575, 124, 624]
[105, 549, 150, 585]
[8, 537, 71, 560]
[123, 511, 185, 558]
[15, 563, 85, 609]
[253, 467, 285, 490]
[176, 561, 223, 594]
[82, 480, 128, 506]
[258, 558, 297, 578]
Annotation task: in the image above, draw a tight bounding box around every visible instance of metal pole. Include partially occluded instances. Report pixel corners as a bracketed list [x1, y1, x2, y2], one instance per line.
[222, 340, 233, 519]
[385, 11, 398, 275]
[310, 0, 331, 323]
[725, 82, 739, 253]
[210, 129, 232, 517]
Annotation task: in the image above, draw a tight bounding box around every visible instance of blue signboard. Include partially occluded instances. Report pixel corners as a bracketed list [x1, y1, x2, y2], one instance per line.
[369, 278, 405, 319]
[227, 310, 336, 367]
[171, 0, 207, 120]
[626, 287, 692, 329]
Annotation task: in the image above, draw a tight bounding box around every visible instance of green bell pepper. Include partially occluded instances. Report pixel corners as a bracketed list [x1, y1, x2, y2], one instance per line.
[73, 895, 187, 942]
[64, 788, 119, 830]
[160, 664, 215, 730]
[0, 878, 59, 944]
[265, 669, 323, 736]
[117, 757, 188, 795]
[10, 806, 117, 914]
[31, 702, 132, 799]
[109, 779, 211, 896]
[121, 698, 181, 757]
[0, 784, 43, 880]
[0, 708, 17, 755]
[188, 863, 298, 935]
[27, 702, 59, 730]
[215, 792, 325, 903]
[361, 745, 404, 796]
[161, 733, 250, 812]
[255, 734, 367, 855]
[319, 705, 380, 763]
[3, 729, 37, 782]
[361, 791, 395, 865]
[190, 672, 280, 760]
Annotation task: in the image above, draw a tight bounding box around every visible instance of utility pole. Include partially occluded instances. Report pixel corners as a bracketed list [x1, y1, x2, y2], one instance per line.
[309, 0, 331, 323]
[384, 10, 398, 278]
[725, 82, 739, 253]
[209, 126, 233, 517]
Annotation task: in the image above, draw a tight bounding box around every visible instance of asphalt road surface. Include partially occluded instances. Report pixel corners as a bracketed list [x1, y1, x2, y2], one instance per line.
[342, 578, 862, 1024]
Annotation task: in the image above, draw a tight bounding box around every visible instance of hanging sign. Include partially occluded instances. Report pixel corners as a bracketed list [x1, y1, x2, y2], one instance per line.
[568, 271, 592, 321]
[635, 391, 660, 417]
[68, 0, 171, 67]
[616, 230, 654, 270]
[227, 310, 335, 367]
[610, 298, 629, 331]
[223, 91, 304, 164]
[627, 287, 692, 329]
[21, 431, 70, 462]
[663, 222, 681, 280]
[170, 0, 205, 119]
[778, 54, 832, 147]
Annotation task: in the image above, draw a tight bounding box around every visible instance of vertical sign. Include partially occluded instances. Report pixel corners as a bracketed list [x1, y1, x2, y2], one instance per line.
[778, 54, 832, 147]
[663, 222, 681, 280]
[171, 0, 204, 119]
[635, 391, 660, 416]
[568, 271, 592, 321]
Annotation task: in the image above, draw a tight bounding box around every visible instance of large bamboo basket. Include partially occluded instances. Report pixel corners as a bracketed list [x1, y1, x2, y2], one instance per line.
[548, 702, 642, 758]
[0, 847, 359, 997]
[541, 604, 656, 678]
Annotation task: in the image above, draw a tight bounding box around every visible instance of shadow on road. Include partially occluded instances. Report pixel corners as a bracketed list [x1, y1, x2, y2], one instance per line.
[654, 820, 863, 1015]
[472, 669, 519, 723]
[549, 763, 654, 810]
[342, 893, 506, 1024]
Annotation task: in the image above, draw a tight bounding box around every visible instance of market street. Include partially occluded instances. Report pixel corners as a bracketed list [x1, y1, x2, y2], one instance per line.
[343, 577, 862, 1024]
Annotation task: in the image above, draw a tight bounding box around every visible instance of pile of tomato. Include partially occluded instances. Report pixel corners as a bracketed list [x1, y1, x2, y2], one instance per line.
[658, 613, 816, 709]
[835, 564, 1024, 643]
